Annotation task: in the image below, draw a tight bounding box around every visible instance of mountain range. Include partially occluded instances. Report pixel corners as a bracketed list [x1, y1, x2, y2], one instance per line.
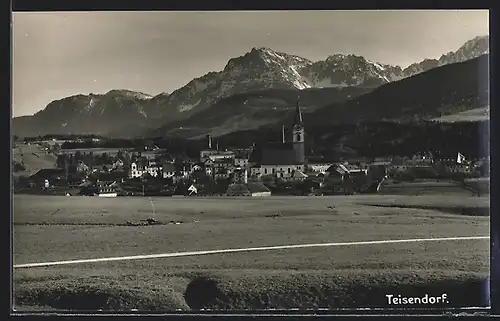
[12, 35, 489, 138]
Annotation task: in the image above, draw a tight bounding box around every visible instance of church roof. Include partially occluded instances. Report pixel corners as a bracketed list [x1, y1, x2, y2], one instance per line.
[249, 142, 299, 165]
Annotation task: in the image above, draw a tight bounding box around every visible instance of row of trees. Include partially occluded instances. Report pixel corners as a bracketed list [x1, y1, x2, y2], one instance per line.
[60, 137, 205, 159]
[211, 120, 489, 160]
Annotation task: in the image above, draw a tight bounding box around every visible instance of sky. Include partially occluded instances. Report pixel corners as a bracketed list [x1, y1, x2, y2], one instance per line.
[12, 10, 489, 117]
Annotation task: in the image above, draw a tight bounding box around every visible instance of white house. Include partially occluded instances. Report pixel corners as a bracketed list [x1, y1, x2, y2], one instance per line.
[146, 161, 160, 177]
[200, 150, 235, 162]
[307, 163, 332, 173]
[191, 164, 203, 173]
[129, 162, 145, 178]
[250, 164, 305, 180]
[234, 157, 249, 168]
[203, 159, 214, 176]
[130, 161, 160, 179]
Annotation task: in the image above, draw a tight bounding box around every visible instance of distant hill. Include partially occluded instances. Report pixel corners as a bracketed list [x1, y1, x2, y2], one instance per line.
[148, 86, 372, 139]
[12, 90, 154, 138]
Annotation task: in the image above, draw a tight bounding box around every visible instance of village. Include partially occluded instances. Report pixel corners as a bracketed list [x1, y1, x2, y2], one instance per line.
[12, 100, 489, 198]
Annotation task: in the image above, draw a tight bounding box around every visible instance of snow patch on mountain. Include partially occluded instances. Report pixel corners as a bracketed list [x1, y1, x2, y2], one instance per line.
[138, 109, 148, 118]
[179, 98, 202, 112]
[85, 97, 95, 112]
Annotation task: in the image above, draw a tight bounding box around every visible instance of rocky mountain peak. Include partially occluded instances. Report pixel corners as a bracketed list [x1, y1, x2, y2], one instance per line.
[13, 35, 489, 139]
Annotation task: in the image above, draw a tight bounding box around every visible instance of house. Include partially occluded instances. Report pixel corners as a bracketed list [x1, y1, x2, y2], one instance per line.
[129, 162, 146, 178]
[225, 182, 271, 197]
[409, 152, 434, 167]
[76, 161, 89, 173]
[233, 167, 248, 184]
[248, 97, 306, 180]
[307, 163, 332, 174]
[324, 164, 349, 184]
[234, 157, 249, 168]
[203, 158, 214, 176]
[129, 161, 160, 179]
[191, 163, 203, 173]
[344, 163, 368, 174]
[146, 161, 160, 177]
[173, 163, 191, 181]
[162, 163, 176, 179]
[212, 158, 234, 180]
[111, 159, 124, 170]
[438, 159, 472, 173]
[79, 180, 118, 197]
[291, 170, 308, 181]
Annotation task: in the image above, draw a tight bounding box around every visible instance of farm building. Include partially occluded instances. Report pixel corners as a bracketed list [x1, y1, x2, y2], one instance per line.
[226, 182, 271, 197]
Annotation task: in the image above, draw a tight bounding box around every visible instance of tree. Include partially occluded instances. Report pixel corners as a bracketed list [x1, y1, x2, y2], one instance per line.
[75, 151, 82, 162]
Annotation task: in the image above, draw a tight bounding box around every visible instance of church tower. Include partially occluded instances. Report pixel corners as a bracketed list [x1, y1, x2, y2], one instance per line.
[292, 96, 305, 164]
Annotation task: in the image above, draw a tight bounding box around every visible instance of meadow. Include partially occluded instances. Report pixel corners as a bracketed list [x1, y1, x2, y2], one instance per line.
[12, 144, 57, 177]
[58, 147, 133, 156]
[431, 107, 489, 123]
[13, 194, 490, 311]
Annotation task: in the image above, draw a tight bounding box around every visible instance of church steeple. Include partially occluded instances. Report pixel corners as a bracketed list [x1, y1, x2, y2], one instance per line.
[292, 96, 305, 164]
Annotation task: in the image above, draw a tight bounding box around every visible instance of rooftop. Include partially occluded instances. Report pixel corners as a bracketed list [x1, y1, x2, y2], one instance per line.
[249, 142, 300, 165]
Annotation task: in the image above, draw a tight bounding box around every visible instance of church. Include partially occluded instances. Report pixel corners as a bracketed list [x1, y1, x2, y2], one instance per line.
[248, 97, 307, 180]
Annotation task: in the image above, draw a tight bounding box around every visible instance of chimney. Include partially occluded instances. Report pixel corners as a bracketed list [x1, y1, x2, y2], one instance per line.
[282, 125, 286, 144]
[206, 135, 212, 149]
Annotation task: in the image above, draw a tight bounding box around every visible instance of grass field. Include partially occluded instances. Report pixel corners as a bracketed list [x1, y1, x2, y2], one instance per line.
[13, 193, 490, 311]
[12, 144, 57, 177]
[431, 107, 489, 123]
[378, 180, 483, 196]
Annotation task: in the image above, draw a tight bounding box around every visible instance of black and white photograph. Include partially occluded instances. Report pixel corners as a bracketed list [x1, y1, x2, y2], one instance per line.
[11, 10, 490, 312]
